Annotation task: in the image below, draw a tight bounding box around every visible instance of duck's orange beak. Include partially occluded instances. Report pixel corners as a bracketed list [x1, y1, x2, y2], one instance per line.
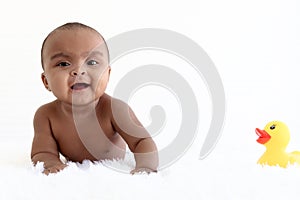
[255, 128, 271, 144]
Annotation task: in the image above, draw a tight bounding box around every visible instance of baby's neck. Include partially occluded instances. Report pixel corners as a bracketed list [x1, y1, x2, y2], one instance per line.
[58, 99, 100, 118]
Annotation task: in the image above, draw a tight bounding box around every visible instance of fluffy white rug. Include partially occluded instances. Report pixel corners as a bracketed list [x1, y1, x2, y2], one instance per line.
[1, 137, 300, 200]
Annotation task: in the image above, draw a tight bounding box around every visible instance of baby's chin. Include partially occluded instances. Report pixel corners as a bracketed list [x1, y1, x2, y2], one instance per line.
[64, 89, 105, 108]
[71, 94, 100, 107]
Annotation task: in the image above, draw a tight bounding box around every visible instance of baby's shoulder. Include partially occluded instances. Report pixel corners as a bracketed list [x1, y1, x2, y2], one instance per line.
[34, 100, 58, 117]
[99, 93, 129, 111]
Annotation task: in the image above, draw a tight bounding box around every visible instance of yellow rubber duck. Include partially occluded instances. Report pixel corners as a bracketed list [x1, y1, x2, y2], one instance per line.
[255, 120, 300, 167]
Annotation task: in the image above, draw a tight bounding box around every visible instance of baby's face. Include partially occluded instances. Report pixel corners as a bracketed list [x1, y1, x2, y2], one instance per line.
[42, 28, 110, 106]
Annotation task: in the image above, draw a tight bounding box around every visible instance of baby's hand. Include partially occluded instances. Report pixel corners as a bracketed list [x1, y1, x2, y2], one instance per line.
[43, 164, 67, 175]
[130, 167, 157, 175]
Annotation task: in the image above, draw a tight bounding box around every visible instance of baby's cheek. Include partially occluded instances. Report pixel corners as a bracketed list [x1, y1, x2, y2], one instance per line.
[98, 79, 109, 91]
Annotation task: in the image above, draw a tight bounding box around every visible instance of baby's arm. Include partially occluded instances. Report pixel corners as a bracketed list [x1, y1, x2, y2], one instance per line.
[31, 106, 67, 175]
[128, 136, 158, 174]
[111, 99, 158, 173]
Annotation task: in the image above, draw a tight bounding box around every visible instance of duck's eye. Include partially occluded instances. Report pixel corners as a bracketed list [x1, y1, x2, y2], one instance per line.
[270, 125, 276, 130]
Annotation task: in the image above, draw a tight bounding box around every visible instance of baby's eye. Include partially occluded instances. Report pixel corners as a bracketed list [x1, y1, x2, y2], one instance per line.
[87, 60, 98, 66]
[56, 62, 70, 67]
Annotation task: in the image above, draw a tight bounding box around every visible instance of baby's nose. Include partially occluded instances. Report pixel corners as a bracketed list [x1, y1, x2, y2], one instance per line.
[71, 69, 86, 76]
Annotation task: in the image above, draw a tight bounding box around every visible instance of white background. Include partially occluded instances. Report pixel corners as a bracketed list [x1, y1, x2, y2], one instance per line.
[0, 0, 300, 199]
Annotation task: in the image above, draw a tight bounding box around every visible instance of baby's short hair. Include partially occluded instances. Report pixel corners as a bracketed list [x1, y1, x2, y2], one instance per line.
[41, 22, 109, 69]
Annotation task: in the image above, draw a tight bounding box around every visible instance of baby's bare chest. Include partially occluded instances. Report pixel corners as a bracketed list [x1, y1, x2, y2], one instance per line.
[50, 116, 125, 162]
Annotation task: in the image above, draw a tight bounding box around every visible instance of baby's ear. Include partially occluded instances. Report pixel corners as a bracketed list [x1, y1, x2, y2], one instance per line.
[107, 66, 111, 82]
[41, 73, 51, 91]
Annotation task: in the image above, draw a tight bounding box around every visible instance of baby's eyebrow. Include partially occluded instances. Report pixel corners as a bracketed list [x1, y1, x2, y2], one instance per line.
[49, 51, 104, 61]
[50, 52, 71, 60]
[81, 51, 104, 58]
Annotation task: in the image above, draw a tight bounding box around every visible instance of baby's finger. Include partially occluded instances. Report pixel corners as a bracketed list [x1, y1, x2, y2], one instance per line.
[130, 168, 157, 175]
[42, 169, 49, 175]
[43, 168, 58, 175]
[43, 165, 66, 175]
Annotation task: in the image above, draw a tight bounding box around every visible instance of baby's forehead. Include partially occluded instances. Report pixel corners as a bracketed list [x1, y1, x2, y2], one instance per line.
[48, 27, 103, 41]
[43, 28, 106, 55]
[41, 25, 110, 68]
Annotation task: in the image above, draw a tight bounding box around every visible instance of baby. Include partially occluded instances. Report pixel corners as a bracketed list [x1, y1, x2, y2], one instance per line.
[31, 22, 158, 174]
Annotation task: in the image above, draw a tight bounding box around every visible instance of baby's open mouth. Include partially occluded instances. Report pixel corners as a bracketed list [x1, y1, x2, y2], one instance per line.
[71, 83, 90, 90]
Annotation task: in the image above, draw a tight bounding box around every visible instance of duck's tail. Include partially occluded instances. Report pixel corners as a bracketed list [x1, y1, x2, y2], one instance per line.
[289, 151, 300, 164]
[290, 151, 300, 156]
